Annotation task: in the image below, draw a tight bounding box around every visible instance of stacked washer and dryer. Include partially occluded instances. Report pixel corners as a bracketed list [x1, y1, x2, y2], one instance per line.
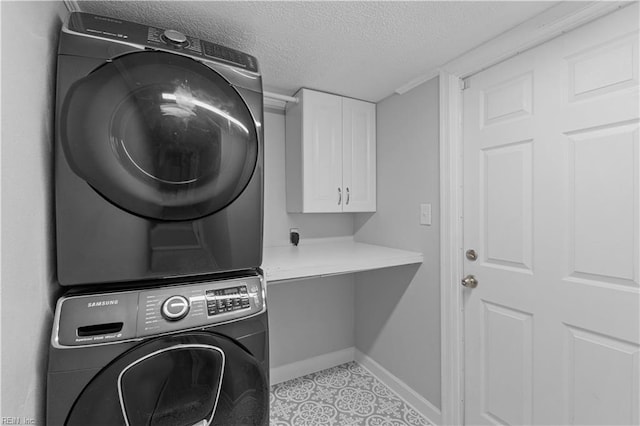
[48, 12, 268, 426]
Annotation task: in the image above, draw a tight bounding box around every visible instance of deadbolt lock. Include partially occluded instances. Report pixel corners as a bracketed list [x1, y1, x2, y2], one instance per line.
[461, 275, 478, 289]
[466, 249, 478, 261]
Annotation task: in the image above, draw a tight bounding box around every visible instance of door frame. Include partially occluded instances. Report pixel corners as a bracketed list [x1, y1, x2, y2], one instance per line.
[437, 2, 628, 424]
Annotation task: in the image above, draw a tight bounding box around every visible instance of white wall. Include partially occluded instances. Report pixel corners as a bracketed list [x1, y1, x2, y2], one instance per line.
[354, 77, 441, 408]
[1, 1, 67, 421]
[267, 275, 354, 368]
[263, 109, 356, 370]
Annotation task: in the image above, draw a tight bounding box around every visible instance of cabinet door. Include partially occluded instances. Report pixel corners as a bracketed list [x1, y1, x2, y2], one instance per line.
[342, 98, 376, 212]
[302, 90, 344, 212]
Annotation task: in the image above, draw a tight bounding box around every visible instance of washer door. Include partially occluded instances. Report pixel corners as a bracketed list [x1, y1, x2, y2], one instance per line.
[60, 51, 259, 221]
[65, 333, 269, 426]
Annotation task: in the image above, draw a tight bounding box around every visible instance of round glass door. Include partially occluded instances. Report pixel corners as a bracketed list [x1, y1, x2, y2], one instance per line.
[60, 51, 259, 220]
[66, 332, 269, 425]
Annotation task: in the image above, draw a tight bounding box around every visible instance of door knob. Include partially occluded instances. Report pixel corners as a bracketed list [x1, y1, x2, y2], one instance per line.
[461, 275, 478, 288]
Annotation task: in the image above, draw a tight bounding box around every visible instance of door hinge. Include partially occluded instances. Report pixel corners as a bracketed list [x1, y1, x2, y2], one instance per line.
[460, 79, 470, 90]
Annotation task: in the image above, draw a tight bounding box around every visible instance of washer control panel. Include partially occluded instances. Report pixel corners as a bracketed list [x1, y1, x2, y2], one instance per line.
[53, 275, 265, 348]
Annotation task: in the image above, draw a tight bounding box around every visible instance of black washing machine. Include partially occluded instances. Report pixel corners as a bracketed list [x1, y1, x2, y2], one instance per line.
[55, 12, 264, 286]
[47, 273, 269, 425]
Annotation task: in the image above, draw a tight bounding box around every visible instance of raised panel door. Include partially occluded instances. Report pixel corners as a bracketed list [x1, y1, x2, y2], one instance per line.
[463, 4, 639, 424]
[342, 98, 376, 212]
[302, 89, 343, 212]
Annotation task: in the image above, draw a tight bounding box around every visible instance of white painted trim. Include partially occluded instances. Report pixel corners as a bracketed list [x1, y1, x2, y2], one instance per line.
[273, 347, 443, 424]
[270, 347, 355, 385]
[443, 1, 629, 78]
[355, 349, 441, 425]
[396, 1, 627, 94]
[439, 71, 465, 426]
[395, 69, 440, 95]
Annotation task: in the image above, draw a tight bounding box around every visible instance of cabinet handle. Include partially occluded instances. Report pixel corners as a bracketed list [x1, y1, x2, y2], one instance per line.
[346, 187, 350, 205]
[338, 188, 342, 205]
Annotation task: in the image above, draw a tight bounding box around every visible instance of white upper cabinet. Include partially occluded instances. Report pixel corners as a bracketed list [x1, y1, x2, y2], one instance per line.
[285, 88, 376, 213]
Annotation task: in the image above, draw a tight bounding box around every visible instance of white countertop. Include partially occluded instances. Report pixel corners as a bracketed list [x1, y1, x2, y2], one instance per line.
[262, 237, 424, 283]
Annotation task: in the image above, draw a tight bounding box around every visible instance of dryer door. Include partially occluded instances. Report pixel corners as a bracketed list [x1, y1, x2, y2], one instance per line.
[60, 51, 259, 221]
[65, 332, 269, 426]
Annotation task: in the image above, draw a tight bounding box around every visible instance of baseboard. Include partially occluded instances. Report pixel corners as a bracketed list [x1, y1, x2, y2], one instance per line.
[355, 349, 442, 426]
[270, 347, 355, 385]
[270, 347, 443, 425]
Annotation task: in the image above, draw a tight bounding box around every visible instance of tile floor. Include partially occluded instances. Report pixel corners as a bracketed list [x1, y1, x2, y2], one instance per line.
[270, 361, 431, 426]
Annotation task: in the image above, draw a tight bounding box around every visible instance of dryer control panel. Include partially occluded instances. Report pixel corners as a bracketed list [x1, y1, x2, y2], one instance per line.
[52, 275, 266, 348]
[65, 12, 259, 73]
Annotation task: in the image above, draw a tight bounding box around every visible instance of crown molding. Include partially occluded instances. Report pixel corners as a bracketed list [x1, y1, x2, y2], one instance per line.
[395, 1, 630, 95]
[395, 69, 440, 96]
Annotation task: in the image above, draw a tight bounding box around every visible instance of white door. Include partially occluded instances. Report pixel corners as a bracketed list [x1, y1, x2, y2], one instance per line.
[342, 97, 377, 212]
[463, 5, 639, 425]
[302, 89, 343, 212]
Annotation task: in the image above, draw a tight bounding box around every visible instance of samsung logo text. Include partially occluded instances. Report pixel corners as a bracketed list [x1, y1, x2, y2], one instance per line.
[87, 300, 119, 308]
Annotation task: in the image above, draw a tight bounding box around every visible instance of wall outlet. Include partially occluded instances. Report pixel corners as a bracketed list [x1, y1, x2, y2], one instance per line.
[420, 203, 431, 226]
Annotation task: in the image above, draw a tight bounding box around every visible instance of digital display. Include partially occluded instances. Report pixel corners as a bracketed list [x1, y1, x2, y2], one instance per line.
[206, 285, 251, 317]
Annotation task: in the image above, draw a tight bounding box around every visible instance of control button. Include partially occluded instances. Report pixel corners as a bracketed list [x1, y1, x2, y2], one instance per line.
[162, 29, 188, 46]
[161, 295, 190, 321]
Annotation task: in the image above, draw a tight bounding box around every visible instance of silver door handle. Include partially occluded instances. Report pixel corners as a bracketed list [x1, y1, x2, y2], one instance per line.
[346, 187, 350, 205]
[461, 275, 478, 288]
[338, 188, 342, 205]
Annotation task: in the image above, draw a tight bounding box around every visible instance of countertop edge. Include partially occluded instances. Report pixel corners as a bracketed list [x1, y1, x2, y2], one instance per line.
[262, 239, 424, 283]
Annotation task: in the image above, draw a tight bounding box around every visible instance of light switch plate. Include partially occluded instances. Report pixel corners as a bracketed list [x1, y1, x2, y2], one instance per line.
[420, 203, 431, 226]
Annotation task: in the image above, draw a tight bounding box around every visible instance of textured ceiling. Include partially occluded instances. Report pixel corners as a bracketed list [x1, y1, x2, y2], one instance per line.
[75, 1, 557, 102]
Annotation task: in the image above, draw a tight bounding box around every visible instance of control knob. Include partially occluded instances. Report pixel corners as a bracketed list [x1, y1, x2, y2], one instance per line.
[161, 295, 190, 321]
[162, 29, 189, 47]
